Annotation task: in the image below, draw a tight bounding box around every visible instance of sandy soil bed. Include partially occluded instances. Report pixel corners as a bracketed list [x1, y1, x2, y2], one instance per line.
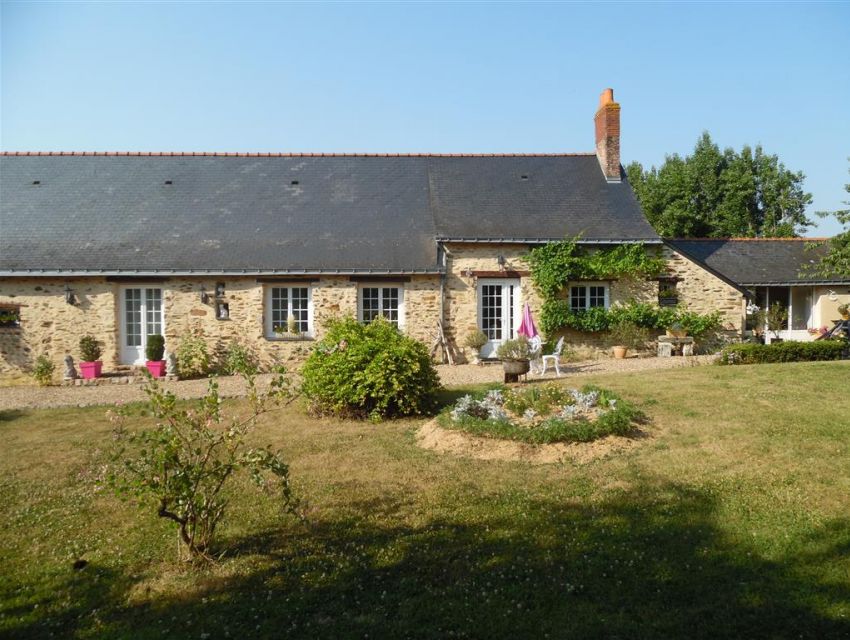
[416, 418, 648, 465]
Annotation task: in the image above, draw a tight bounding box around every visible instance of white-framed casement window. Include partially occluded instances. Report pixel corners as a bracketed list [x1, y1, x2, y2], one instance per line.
[358, 285, 404, 328]
[569, 283, 609, 311]
[265, 285, 313, 337]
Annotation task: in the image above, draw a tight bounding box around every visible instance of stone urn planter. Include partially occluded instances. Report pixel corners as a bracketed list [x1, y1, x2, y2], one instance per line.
[501, 358, 531, 376]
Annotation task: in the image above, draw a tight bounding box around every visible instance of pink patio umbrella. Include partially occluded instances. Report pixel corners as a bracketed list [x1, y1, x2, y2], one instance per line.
[517, 302, 539, 339]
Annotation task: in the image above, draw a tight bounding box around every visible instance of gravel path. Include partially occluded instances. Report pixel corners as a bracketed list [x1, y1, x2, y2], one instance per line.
[0, 356, 716, 411]
[436, 355, 717, 387]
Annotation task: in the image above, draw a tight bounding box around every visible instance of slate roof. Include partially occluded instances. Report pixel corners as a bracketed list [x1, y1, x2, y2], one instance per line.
[668, 238, 850, 286]
[0, 152, 659, 275]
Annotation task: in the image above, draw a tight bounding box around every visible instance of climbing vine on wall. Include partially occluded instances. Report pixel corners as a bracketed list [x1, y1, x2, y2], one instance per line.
[527, 239, 723, 335]
[527, 238, 667, 299]
[526, 238, 668, 333]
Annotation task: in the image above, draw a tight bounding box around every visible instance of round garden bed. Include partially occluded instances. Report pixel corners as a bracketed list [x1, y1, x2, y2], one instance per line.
[417, 384, 648, 465]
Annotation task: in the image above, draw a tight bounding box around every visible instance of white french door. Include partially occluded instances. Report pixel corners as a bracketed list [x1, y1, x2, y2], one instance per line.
[120, 287, 164, 364]
[477, 279, 521, 358]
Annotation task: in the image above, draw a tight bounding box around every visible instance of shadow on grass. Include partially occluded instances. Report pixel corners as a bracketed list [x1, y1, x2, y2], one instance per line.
[7, 483, 850, 639]
[0, 409, 27, 423]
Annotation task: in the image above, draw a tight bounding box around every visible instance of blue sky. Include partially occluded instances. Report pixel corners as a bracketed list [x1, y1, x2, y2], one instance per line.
[2, 1, 848, 234]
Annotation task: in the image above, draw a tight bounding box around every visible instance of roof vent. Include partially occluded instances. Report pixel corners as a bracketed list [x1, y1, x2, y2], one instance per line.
[32, 180, 41, 185]
[290, 180, 300, 185]
[164, 180, 173, 185]
[520, 175, 529, 181]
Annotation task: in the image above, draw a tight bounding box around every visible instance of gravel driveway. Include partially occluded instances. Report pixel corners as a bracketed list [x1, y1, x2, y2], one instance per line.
[0, 356, 715, 411]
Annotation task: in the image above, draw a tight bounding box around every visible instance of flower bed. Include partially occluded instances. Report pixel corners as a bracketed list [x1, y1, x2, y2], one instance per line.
[437, 384, 643, 444]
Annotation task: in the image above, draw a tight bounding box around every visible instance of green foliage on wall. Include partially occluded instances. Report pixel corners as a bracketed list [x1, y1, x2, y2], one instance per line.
[539, 299, 722, 338]
[527, 238, 667, 300]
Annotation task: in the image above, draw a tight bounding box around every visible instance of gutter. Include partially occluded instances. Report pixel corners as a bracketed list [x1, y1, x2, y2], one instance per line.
[0, 268, 446, 277]
[436, 237, 663, 245]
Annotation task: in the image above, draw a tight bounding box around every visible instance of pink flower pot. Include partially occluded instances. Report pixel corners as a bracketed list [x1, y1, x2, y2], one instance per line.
[80, 361, 102, 379]
[146, 361, 167, 378]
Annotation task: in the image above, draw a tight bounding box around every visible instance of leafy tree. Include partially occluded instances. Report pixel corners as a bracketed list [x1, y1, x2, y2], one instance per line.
[627, 132, 813, 237]
[106, 369, 297, 562]
[808, 162, 850, 278]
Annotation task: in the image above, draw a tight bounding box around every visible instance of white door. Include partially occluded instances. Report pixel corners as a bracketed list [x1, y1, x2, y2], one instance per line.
[120, 287, 164, 364]
[477, 279, 521, 358]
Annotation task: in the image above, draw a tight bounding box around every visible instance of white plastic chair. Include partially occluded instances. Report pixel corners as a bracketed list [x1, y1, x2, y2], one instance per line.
[528, 335, 543, 374]
[541, 336, 565, 377]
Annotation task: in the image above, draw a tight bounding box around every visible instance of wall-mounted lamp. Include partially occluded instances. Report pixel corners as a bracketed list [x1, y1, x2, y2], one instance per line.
[64, 285, 76, 305]
[497, 255, 507, 271]
[200, 287, 209, 304]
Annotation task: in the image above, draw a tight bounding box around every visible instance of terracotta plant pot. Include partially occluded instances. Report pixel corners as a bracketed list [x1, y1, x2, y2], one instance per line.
[79, 361, 102, 379]
[146, 360, 167, 378]
[502, 359, 530, 375]
[612, 346, 628, 359]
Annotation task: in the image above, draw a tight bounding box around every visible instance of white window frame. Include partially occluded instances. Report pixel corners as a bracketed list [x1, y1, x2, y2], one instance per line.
[264, 285, 313, 338]
[569, 282, 610, 311]
[358, 284, 405, 329]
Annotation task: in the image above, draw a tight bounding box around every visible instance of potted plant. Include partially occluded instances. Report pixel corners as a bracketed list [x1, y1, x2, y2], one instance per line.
[609, 320, 650, 359]
[79, 335, 103, 379]
[665, 322, 687, 339]
[839, 303, 850, 320]
[145, 334, 166, 378]
[496, 336, 531, 376]
[463, 329, 488, 365]
[765, 302, 789, 343]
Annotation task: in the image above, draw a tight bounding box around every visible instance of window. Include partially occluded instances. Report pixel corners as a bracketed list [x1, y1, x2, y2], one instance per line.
[0, 306, 21, 329]
[266, 286, 312, 337]
[569, 284, 608, 312]
[359, 286, 403, 327]
[658, 279, 679, 307]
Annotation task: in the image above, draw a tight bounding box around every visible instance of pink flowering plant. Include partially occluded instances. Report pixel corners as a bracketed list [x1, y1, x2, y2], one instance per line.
[105, 368, 298, 562]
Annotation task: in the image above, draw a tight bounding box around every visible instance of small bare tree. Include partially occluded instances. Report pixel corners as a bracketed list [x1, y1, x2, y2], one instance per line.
[107, 369, 297, 562]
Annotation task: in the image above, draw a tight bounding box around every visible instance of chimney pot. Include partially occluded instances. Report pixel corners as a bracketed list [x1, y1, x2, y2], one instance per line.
[594, 88, 621, 182]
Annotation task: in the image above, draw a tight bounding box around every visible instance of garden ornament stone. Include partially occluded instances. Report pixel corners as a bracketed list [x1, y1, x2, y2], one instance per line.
[63, 355, 78, 380]
[166, 352, 177, 376]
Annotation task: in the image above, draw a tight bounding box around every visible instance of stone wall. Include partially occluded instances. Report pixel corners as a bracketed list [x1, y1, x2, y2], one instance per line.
[443, 242, 746, 360]
[0, 244, 751, 381]
[0, 275, 441, 382]
[662, 246, 746, 333]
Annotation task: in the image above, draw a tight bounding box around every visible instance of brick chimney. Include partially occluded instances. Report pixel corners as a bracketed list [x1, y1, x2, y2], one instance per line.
[594, 88, 621, 182]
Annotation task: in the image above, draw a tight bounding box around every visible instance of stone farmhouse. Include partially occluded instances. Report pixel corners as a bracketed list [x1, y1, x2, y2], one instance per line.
[1, 89, 848, 379]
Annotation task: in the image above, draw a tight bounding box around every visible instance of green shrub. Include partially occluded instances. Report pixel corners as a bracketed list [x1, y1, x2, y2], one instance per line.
[608, 320, 651, 350]
[32, 355, 55, 387]
[718, 339, 848, 365]
[463, 329, 488, 351]
[496, 336, 531, 360]
[176, 328, 212, 378]
[540, 299, 721, 338]
[145, 334, 165, 361]
[301, 317, 441, 419]
[79, 335, 102, 362]
[220, 340, 259, 376]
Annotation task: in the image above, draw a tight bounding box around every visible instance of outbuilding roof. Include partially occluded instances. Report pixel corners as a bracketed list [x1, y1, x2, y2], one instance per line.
[0, 153, 659, 275]
[668, 238, 850, 286]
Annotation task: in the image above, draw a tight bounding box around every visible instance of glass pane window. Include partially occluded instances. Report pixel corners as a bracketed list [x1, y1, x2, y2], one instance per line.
[570, 286, 587, 311]
[125, 288, 142, 347]
[481, 284, 503, 340]
[360, 286, 402, 327]
[268, 286, 311, 336]
[589, 286, 606, 308]
[791, 287, 812, 330]
[570, 284, 608, 312]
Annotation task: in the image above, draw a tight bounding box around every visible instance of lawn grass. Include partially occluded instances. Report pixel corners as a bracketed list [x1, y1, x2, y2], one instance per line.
[1, 361, 849, 638]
